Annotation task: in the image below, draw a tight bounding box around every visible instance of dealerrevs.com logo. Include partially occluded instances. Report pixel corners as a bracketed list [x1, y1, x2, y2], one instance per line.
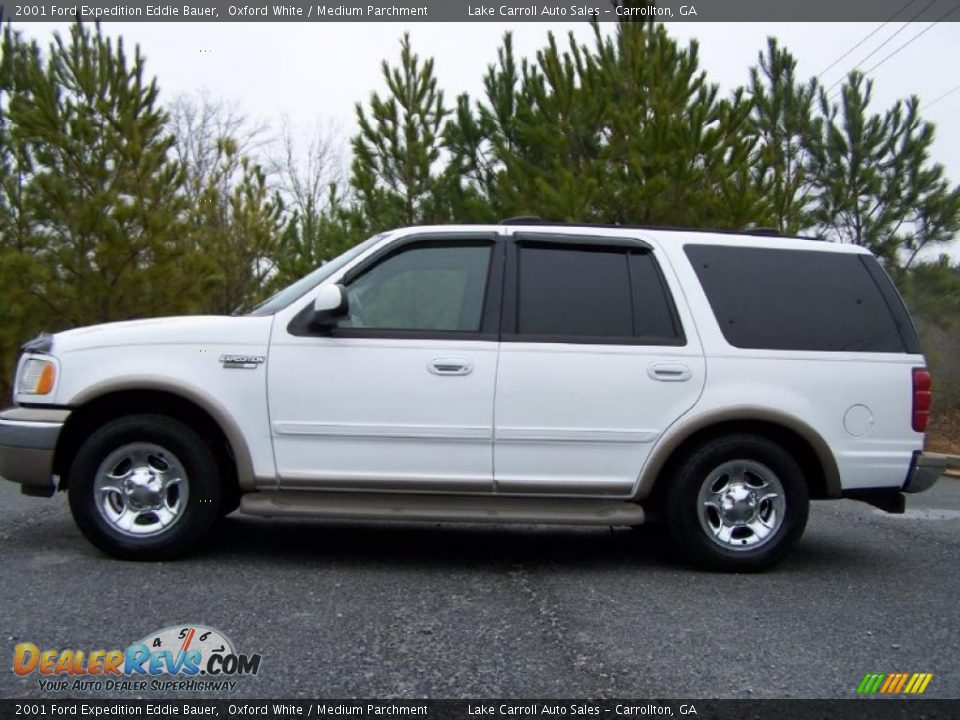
[12, 624, 262, 693]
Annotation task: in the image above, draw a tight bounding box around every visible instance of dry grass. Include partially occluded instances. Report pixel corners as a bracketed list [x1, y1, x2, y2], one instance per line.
[927, 408, 960, 456]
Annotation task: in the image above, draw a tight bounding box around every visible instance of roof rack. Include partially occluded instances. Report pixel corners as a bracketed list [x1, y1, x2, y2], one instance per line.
[501, 216, 544, 225]
[740, 227, 780, 237]
[496, 218, 824, 242]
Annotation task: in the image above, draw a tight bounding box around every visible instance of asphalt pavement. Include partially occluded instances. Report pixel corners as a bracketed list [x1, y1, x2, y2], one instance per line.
[1, 476, 959, 699]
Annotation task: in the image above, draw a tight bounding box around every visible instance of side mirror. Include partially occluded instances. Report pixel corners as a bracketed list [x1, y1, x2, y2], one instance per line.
[311, 284, 348, 329]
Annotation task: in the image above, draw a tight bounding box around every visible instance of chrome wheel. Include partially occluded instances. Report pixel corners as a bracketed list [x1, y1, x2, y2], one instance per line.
[93, 442, 189, 537]
[697, 459, 785, 551]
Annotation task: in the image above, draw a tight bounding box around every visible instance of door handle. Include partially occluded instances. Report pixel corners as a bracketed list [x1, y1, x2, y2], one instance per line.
[648, 363, 692, 382]
[428, 357, 473, 376]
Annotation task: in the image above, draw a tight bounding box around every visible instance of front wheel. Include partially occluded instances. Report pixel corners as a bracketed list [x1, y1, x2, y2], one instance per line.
[67, 415, 221, 560]
[663, 435, 809, 572]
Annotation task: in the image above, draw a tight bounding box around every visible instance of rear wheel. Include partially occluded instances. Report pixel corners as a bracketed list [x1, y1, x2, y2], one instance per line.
[663, 435, 809, 572]
[67, 415, 221, 560]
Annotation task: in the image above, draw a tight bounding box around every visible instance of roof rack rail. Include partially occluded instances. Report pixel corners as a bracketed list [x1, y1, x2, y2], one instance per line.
[501, 216, 544, 225]
[492, 219, 823, 242]
[740, 227, 781, 237]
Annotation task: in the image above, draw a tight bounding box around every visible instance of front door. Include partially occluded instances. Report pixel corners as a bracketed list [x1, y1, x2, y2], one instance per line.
[494, 232, 705, 496]
[268, 232, 503, 493]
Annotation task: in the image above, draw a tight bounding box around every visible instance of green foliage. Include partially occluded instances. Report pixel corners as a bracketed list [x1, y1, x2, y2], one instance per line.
[1, 19, 959, 409]
[900, 255, 960, 331]
[0, 23, 214, 398]
[443, 21, 765, 228]
[809, 73, 960, 268]
[268, 183, 365, 293]
[899, 256, 960, 408]
[8, 23, 202, 324]
[187, 137, 284, 314]
[351, 33, 452, 230]
[0, 25, 46, 399]
[747, 38, 820, 234]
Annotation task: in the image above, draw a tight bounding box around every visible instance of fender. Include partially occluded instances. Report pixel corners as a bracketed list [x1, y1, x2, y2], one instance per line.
[634, 406, 842, 500]
[69, 376, 260, 491]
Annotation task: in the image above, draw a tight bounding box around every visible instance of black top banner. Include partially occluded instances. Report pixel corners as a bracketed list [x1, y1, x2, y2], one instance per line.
[3, 0, 960, 23]
[1, 700, 960, 720]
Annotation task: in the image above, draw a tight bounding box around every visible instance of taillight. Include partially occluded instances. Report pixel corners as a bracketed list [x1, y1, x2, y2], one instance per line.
[912, 367, 932, 433]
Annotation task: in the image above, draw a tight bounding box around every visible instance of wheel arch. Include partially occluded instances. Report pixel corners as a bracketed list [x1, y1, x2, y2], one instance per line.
[637, 408, 841, 507]
[53, 379, 255, 496]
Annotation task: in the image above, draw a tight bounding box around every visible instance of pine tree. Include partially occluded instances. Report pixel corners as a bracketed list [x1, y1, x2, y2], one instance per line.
[188, 137, 285, 314]
[445, 18, 764, 228]
[585, 19, 761, 227]
[351, 33, 452, 231]
[0, 24, 46, 400]
[747, 38, 820, 234]
[7, 22, 200, 326]
[442, 32, 520, 222]
[810, 72, 960, 268]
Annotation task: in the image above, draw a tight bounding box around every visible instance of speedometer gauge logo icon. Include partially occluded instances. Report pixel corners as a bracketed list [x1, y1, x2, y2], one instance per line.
[135, 625, 236, 672]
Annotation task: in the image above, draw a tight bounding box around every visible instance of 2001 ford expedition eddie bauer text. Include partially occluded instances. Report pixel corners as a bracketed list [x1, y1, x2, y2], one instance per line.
[0, 222, 946, 570]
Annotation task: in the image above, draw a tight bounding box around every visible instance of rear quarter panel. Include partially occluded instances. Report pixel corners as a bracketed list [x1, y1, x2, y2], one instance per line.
[653, 233, 923, 491]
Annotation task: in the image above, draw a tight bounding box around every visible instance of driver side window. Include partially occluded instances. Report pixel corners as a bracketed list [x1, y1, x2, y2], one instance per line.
[339, 243, 492, 333]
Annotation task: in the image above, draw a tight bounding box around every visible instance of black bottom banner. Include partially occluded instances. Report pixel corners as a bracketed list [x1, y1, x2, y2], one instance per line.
[1, 700, 959, 720]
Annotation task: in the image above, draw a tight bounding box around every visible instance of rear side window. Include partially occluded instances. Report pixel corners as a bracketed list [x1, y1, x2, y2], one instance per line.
[513, 243, 683, 344]
[518, 246, 632, 337]
[685, 244, 919, 352]
[631, 253, 682, 341]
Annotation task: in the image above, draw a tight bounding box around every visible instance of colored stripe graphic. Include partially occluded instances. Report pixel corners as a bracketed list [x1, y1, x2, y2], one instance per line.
[904, 674, 920, 693]
[880, 674, 896, 693]
[858, 673, 884, 693]
[906, 673, 934, 694]
[893, 673, 909, 693]
[857, 673, 933, 694]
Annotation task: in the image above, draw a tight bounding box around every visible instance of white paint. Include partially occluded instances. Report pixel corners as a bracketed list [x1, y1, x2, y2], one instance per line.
[843, 404, 874, 437]
[22, 315, 278, 481]
[15, 223, 928, 502]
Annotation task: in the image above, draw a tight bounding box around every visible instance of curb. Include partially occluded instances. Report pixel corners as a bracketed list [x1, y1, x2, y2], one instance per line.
[944, 455, 960, 478]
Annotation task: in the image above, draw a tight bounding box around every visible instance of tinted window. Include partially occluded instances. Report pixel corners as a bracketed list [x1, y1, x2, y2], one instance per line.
[342, 244, 491, 332]
[515, 244, 681, 343]
[631, 253, 681, 341]
[685, 245, 907, 352]
[518, 246, 632, 337]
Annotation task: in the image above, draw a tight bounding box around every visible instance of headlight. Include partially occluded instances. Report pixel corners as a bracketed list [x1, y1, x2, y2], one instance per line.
[17, 358, 57, 396]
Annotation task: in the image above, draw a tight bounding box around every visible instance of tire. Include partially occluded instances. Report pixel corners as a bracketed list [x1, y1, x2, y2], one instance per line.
[67, 414, 221, 560]
[663, 434, 809, 572]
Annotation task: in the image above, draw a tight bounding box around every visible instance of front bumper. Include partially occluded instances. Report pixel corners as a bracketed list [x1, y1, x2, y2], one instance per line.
[903, 451, 947, 493]
[0, 407, 70, 497]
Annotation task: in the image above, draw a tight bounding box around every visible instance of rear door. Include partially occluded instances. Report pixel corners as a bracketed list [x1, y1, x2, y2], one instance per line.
[493, 232, 705, 496]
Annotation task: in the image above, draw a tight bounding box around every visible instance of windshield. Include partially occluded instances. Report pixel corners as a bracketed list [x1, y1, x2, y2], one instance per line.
[245, 233, 388, 317]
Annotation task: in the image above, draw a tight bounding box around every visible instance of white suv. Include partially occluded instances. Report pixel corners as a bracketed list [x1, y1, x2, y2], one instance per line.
[0, 223, 945, 570]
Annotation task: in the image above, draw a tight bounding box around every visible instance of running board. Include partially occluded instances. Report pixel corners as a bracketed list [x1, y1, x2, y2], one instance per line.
[239, 491, 646, 526]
